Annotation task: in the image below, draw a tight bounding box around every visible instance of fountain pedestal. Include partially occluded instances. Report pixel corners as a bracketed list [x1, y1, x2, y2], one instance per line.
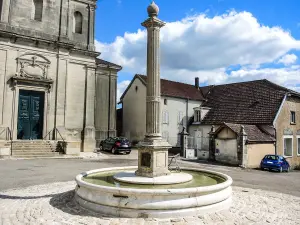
[135, 138, 171, 177]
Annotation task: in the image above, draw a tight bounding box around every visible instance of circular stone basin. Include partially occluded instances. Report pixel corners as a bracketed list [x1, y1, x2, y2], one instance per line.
[75, 166, 233, 218]
[113, 171, 193, 185]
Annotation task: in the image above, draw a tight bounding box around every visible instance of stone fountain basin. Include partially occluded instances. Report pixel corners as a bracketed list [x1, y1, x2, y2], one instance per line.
[75, 166, 233, 218]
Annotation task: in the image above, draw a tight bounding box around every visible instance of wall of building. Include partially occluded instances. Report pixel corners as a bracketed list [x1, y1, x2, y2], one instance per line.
[95, 68, 117, 146]
[0, 0, 95, 50]
[247, 143, 275, 168]
[215, 138, 239, 165]
[188, 124, 218, 151]
[122, 78, 147, 142]
[276, 96, 300, 168]
[0, 37, 96, 151]
[161, 97, 200, 146]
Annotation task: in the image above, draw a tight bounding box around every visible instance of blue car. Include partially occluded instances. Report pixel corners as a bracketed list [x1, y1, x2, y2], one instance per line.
[260, 155, 290, 172]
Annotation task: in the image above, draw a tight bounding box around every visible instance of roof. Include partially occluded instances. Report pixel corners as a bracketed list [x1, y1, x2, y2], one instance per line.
[96, 58, 122, 71]
[215, 123, 275, 143]
[120, 74, 205, 101]
[201, 79, 299, 125]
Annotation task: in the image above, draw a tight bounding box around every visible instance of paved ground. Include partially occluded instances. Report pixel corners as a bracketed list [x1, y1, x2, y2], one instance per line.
[1, 151, 300, 224]
[1, 150, 300, 197]
[0, 182, 299, 225]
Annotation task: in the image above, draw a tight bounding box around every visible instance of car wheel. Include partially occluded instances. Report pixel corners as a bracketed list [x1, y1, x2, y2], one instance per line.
[279, 166, 283, 173]
[111, 147, 117, 154]
[286, 166, 290, 172]
[126, 152, 130, 155]
[260, 167, 264, 171]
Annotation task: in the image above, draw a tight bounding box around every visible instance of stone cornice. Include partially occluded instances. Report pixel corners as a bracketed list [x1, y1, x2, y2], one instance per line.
[142, 17, 166, 28]
[72, 0, 97, 6]
[0, 23, 99, 55]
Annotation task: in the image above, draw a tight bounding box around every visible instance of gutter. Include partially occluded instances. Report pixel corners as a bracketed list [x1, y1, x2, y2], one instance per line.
[272, 93, 287, 155]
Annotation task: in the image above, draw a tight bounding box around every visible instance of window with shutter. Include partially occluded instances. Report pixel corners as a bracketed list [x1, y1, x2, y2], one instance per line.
[178, 111, 184, 125]
[162, 111, 169, 124]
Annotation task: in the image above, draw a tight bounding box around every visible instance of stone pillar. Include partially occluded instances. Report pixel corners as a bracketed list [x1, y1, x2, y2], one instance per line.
[180, 127, 189, 157]
[239, 125, 248, 168]
[135, 2, 171, 178]
[83, 66, 96, 152]
[208, 125, 216, 161]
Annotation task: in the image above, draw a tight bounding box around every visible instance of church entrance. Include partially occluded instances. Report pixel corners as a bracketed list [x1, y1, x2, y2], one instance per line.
[17, 90, 45, 140]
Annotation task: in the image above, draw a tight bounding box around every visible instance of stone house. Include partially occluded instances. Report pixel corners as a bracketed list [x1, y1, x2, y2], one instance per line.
[120, 74, 204, 146]
[189, 79, 300, 168]
[0, 0, 121, 157]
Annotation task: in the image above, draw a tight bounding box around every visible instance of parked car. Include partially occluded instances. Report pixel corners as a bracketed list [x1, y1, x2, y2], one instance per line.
[100, 137, 131, 154]
[260, 155, 290, 172]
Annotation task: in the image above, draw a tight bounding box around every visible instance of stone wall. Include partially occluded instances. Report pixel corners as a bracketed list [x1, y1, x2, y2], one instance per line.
[95, 68, 117, 146]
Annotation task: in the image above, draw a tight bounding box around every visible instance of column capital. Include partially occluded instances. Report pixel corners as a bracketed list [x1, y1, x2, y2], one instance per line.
[142, 17, 166, 29]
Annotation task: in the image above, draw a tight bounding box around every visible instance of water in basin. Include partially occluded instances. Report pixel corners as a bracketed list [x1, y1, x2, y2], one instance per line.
[82, 170, 226, 189]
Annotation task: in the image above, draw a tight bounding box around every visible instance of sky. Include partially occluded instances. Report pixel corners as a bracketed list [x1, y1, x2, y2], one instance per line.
[94, 0, 300, 101]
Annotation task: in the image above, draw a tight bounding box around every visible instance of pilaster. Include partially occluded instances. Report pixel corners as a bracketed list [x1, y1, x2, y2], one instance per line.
[83, 65, 96, 152]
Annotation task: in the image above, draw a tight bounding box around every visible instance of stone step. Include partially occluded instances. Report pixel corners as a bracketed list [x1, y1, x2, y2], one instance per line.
[12, 146, 54, 149]
[11, 154, 61, 159]
[12, 149, 57, 153]
[12, 152, 60, 156]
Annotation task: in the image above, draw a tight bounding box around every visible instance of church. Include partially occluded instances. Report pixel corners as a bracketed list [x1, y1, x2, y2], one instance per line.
[0, 0, 121, 156]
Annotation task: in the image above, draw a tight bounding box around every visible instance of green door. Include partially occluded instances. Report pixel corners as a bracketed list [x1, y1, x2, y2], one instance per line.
[17, 90, 45, 140]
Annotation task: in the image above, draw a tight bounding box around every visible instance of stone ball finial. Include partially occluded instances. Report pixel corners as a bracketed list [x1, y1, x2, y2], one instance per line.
[147, 1, 159, 17]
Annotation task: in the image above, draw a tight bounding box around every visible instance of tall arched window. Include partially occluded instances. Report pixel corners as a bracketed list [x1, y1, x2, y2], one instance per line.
[74, 11, 83, 34]
[32, 0, 43, 21]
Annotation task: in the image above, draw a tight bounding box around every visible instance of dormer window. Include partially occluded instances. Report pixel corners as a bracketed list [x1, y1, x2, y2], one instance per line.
[194, 107, 201, 122]
[32, 0, 43, 21]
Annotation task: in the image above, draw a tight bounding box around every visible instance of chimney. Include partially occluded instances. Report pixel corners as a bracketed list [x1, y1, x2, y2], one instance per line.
[195, 77, 199, 89]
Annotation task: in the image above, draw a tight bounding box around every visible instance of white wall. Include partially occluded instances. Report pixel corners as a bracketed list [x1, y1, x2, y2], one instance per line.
[122, 78, 147, 142]
[161, 97, 201, 147]
[122, 78, 202, 146]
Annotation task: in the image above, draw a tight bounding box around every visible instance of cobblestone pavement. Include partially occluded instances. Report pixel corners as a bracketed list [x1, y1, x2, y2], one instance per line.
[0, 181, 299, 225]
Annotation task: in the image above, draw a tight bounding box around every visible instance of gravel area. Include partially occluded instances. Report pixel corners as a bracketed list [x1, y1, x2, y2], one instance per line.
[0, 181, 299, 225]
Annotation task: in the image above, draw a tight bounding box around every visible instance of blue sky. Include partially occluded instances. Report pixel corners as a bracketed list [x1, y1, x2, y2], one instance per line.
[94, 0, 300, 100]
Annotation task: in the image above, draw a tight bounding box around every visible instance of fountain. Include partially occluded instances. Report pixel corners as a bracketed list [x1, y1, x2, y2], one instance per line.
[75, 1, 232, 218]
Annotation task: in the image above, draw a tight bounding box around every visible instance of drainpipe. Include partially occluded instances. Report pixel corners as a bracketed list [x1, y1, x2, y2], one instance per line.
[273, 94, 287, 156]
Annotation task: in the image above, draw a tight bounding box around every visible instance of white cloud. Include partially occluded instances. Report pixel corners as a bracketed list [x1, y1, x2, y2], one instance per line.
[117, 80, 131, 102]
[95, 10, 300, 99]
[278, 54, 298, 65]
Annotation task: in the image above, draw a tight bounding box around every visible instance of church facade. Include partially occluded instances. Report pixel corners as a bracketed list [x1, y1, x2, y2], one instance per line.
[0, 0, 121, 154]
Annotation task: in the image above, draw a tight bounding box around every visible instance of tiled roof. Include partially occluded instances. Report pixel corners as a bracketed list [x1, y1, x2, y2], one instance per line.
[96, 58, 122, 70]
[201, 79, 296, 125]
[137, 74, 205, 101]
[216, 123, 275, 143]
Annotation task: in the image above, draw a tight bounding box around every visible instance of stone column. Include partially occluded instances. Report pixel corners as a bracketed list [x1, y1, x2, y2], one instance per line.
[135, 2, 171, 178]
[83, 66, 96, 152]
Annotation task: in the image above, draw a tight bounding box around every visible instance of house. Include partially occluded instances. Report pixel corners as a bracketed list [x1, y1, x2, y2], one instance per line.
[0, 0, 122, 157]
[189, 79, 300, 168]
[119, 74, 204, 146]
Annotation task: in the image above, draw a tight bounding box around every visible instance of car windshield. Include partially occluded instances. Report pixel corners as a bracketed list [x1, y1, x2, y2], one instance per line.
[117, 137, 129, 141]
[264, 155, 279, 160]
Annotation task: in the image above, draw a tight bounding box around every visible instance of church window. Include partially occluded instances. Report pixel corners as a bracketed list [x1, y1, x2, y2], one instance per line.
[74, 11, 83, 34]
[32, 0, 43, 21]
